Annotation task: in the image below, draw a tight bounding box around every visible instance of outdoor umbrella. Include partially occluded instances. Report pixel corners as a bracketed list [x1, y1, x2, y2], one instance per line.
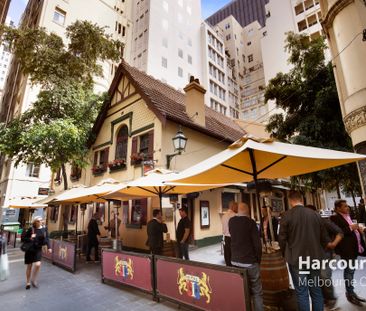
[54, 179, 125, 239]
[169, 135, 366, 243]
[8, 197, 48, 226]
[8, 197, 48, 209]
[170, 136, 366, 184]
[104, 169, 229, 208]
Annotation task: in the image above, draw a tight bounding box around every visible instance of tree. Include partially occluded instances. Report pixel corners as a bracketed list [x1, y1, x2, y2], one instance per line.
[0, 21, 123, 190]
[265, 32, 361, 199]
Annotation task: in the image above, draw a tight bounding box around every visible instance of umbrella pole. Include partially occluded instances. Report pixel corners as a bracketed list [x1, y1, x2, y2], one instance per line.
[159, 193, 163, 212]
[107, 200, 111, 234]
[249, 149, 266, 251]
[75, 205, 78, 236]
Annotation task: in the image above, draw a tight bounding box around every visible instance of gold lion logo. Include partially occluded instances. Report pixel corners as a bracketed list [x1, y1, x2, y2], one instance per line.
[58, 246, 67, 260]
[177, 268, 212, 303]
[114, 256, 134, 280]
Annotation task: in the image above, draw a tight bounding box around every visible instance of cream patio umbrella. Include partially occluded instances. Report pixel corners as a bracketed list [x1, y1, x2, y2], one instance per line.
[53, 179, 126, 240]
[169, 136, 366, 185]
[8, 197, 48, 226]
[169, 135, 366, 242]
[105, 168, 230, 209]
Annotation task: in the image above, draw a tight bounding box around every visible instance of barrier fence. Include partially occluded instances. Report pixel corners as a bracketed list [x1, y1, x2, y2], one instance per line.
[42, 239, 76, 273]
[101, 249, 251, 311]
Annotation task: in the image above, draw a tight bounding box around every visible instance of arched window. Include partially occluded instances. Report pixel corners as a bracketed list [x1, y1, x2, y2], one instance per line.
[115, 125, 128, 160]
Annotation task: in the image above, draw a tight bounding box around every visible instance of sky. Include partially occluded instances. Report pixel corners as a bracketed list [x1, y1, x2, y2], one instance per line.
[8, 0, 232, 25]
[201, 0, 232, 19]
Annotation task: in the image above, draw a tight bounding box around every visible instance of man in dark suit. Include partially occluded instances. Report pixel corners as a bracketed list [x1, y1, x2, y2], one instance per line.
[146, 209, 168, 255]
[86, 213, 101, 263]
[331, 199, 366, 306]
[229, 202, 263, 311]
[279, 190, 330, 311]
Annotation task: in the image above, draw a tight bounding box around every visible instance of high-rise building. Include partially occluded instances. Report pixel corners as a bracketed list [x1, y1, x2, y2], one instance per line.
[0, 17, 14, 99]
[0, 0, 11, 24]
[216, 16, 266, 122]
[261, 0, 323, 120]
[206, 0, 269, 28]
[201, 21, 240, 118]
[130, 0, 202, 90]
[0, 0, 132, 213]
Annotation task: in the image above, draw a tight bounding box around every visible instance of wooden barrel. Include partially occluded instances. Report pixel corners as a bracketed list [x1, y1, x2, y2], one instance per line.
[260, 250, 290, 306]
[162, 240, 176, 257]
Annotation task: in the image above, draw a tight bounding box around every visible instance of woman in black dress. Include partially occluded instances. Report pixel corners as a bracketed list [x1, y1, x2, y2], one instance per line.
[22, 216, 52, 289]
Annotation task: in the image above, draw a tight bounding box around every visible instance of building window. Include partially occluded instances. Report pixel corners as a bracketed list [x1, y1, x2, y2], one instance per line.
[26, 163, 40, 178]
[248, 54, 253, 62]
[50, 206, 59, 222]
[178, 67, 183, 77]
[188, 38, 192, 46]
[115, 125, 128, 161]
[226, 34, 231, 41]
[178, 48, 183, 58]
[163, 1, 168, 12]
[130, 130, 154, 164]
[187, 55, 192, 64]
[53, 7, 66, 25]
[93, 148, 109, 174]
[162, 57, 167, 68]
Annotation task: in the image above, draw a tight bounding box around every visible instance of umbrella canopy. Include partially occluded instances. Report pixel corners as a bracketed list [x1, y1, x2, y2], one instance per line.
[170, 136, 366, 184]
[7, 197, 47, 209]
[105, 169, 229, 201]
[55, 179, 123, 203]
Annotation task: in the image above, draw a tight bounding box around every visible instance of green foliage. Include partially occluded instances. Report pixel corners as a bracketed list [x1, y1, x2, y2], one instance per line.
[0, 21, 121, 189]
[265, 32, 361, 196]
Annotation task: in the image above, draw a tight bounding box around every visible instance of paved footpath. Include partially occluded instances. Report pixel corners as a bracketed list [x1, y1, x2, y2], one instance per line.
[0, 248, 177, 311]
[2, 244, 366, 311]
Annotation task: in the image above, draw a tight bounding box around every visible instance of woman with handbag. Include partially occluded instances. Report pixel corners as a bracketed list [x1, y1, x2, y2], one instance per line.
[21, 216, 52, 289]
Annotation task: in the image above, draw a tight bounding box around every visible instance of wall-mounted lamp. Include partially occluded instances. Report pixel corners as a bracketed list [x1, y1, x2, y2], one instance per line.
[166, 126, 188, 169]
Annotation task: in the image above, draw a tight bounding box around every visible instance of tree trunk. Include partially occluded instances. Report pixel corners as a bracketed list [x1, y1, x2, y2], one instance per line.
[336, 182, 341, 199]
[351, 190, 356, 208]
[61, 163, 68, 190]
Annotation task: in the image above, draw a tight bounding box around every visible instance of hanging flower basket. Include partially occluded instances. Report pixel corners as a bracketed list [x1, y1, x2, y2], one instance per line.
[130, 153, 144, 165]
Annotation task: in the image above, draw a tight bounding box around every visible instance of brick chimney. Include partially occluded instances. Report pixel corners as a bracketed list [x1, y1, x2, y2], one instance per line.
[184, 76, 206, 127]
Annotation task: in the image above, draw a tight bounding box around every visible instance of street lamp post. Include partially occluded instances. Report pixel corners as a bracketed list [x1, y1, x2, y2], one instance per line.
[166, 126, 188, 169]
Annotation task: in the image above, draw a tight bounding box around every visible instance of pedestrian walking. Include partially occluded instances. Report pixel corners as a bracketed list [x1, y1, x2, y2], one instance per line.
[357, 198, 366, 224]
[86, 213, 101, 263]
[229, 202, 263, 311]
[104, 211, 121, 239]
[221, 201, 237, 266]
[279, 190, 330, 311]
[330, 199, 366, 306]
[146, 209, 168, 255]
[176, 207, 191, 260]
[21, 216, 52, 289]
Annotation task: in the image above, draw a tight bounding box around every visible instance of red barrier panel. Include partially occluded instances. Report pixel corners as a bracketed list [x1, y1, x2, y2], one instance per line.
[41, 239, 54, 261]
[102, 249, 153, 294]
[52, 239, 76, 272]
[155, 257, 251, 311]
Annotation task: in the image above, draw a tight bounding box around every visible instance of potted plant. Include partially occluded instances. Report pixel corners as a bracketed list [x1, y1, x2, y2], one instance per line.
[130, 153, 144, 165]
[92, 164, 106, 175]
[108, 159, 126, 172]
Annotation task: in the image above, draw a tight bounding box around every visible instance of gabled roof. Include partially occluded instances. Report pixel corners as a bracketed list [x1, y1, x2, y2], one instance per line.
[91, 61, 245, 145]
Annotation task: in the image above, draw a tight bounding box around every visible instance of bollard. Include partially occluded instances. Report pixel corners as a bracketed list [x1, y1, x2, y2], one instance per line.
[0, 232, 10, 281]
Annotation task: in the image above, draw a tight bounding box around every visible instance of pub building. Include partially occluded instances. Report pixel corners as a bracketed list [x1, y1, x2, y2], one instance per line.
[43, 61, 321, 253]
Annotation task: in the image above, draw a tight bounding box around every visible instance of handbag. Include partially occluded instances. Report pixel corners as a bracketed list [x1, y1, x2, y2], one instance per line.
[20, 228, 35, 252]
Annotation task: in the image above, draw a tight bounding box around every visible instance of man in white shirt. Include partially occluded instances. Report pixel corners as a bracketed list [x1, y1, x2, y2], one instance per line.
[221, 201, 238, 266]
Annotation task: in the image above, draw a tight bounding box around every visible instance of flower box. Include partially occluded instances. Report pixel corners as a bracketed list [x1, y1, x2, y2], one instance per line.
[130, 153, 144, 165]
[92, 165, 106, 175]
[108, 159, 126, 172]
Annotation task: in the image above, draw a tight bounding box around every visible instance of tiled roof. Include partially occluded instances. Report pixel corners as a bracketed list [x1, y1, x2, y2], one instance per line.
[93, 61, 245, 144]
